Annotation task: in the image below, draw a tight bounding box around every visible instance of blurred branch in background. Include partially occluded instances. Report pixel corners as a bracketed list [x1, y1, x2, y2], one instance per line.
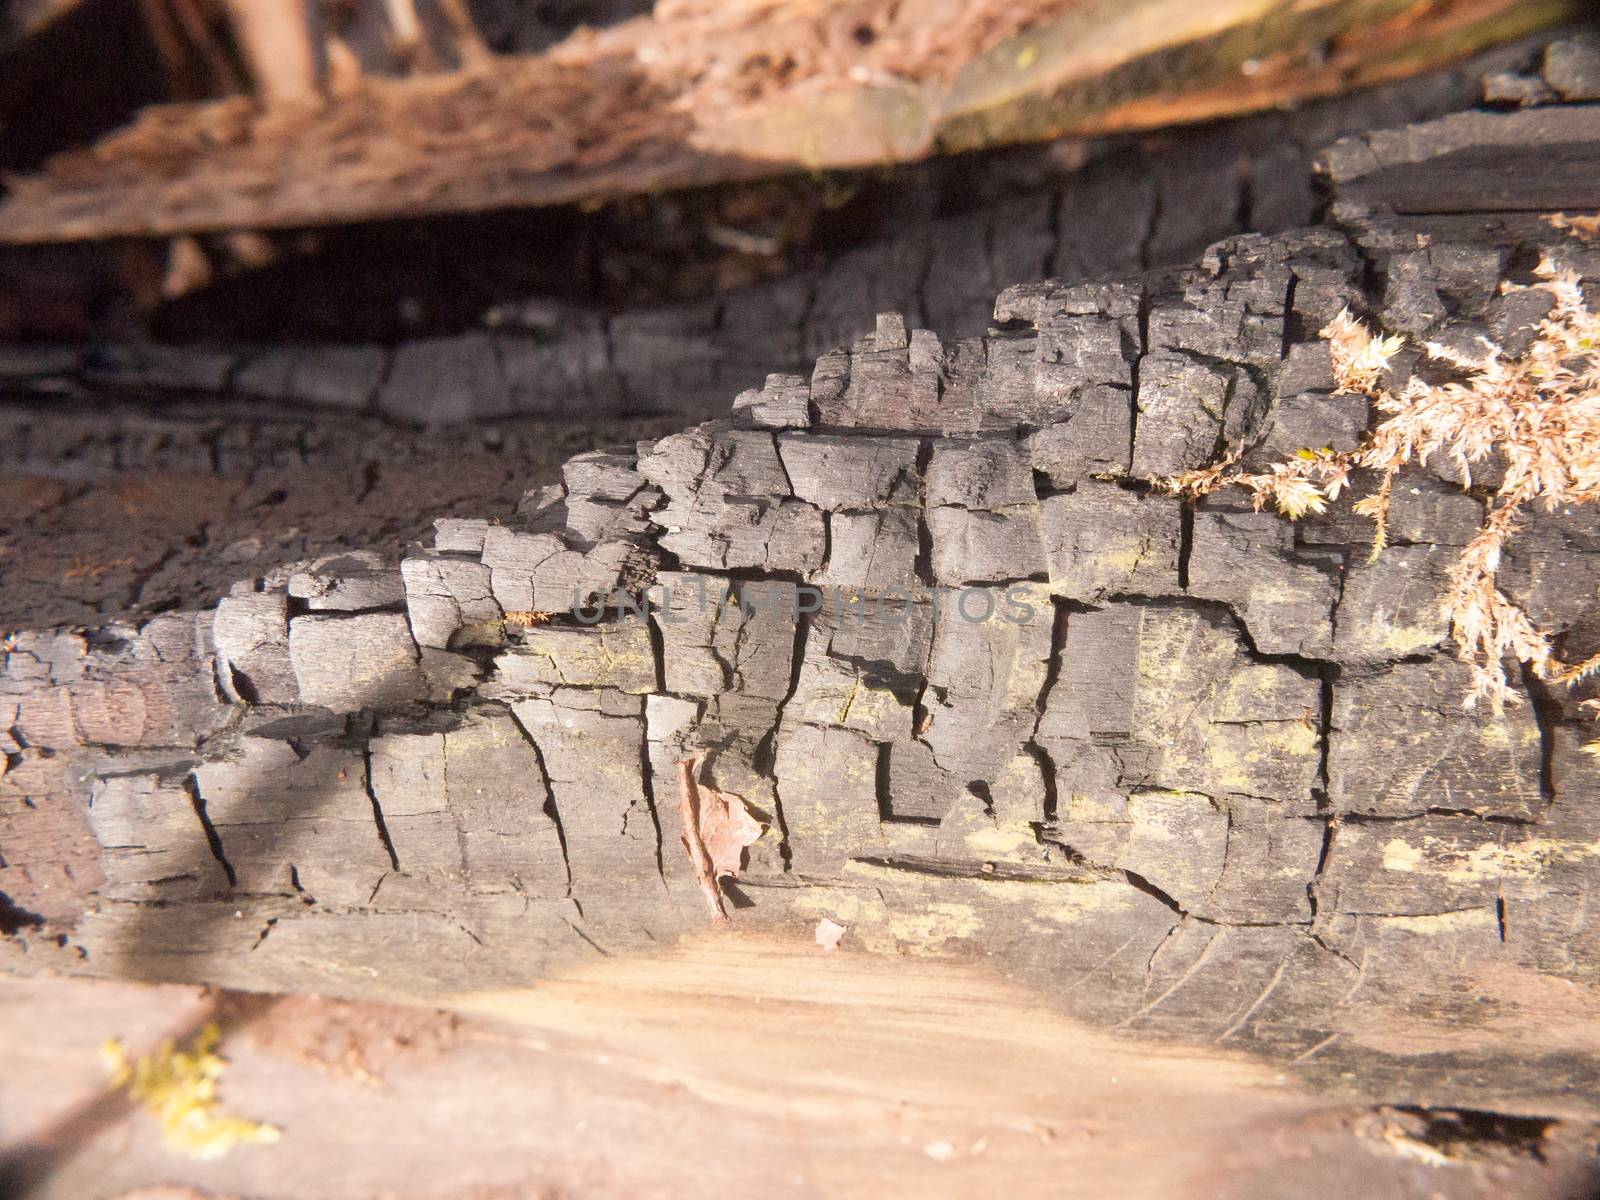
[0, 0, 87, 55]
[220, 0, 317, 102]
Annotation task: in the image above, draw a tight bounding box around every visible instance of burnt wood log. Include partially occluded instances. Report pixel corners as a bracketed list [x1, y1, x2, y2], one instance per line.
[5, 155, 1600, 1127]
[1324, 32, 1600, 213]
[1325, 105, 1600, 213]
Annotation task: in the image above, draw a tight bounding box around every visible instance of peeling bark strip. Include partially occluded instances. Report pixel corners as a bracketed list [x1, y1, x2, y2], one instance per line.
[0, 0, 1568, 242]
[8, 92, 1600, 1116]
[676, 758, 728, 923]
[675, 756, 764, 923]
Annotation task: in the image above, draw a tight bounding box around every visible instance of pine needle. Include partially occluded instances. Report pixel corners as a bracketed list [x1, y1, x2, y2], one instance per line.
[1161, 264, 1600, 712]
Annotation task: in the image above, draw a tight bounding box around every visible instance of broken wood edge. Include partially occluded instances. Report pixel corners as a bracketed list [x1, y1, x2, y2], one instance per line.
[0, 0, 1570, 242]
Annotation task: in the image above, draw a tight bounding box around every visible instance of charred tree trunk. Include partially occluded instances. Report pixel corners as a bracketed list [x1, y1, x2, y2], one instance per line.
[6, 87, 1600, 1134]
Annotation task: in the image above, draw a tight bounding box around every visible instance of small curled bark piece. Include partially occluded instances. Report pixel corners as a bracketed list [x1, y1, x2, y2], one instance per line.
[676, 756, 762, 924]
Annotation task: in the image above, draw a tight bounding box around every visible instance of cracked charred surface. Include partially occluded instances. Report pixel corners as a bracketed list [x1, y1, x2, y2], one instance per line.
[0, 43, 1579, 641]
[0, 412, 687, 631]
[7, 161, 1600, 1125]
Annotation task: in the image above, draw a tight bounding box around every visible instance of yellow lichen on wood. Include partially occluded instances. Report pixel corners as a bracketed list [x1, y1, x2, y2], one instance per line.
[102, 1022, 281, 1161]
[1381, 834, 1600, 883]
[886, 901, 984, 953]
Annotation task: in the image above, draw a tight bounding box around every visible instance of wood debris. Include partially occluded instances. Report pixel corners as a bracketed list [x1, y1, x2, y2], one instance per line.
[0, 0, 1563, 241]
[676, 755, 763, 923]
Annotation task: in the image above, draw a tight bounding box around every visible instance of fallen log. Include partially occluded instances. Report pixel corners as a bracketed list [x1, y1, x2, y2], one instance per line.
[5, 51, 1536, 642]
[0, 0, 1575, 241]
[1326, 104, 1600, 212]
[4, 177, 1600, 1131]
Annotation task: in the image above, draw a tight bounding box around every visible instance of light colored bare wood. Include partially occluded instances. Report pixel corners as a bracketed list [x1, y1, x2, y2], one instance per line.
[0, 0, 1572, 242]
[5, 948, 1600, 1198]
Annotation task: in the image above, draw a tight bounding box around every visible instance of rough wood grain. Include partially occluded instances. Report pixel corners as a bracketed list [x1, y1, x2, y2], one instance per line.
[0, 0, 1571, 242]
[1325, 105, 1600, 212]
[7, 964, 1600, 1200]
[6, 93, 1600, 1131]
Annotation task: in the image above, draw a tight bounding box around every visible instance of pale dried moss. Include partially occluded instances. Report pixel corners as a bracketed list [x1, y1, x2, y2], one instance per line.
[1166, 260, 1600, 714]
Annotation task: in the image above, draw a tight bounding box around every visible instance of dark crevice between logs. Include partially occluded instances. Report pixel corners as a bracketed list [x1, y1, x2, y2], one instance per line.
[752, 597, 814, 871]
[1518, 660, 1561, 812]
[1306, 814, 1336, 930]
[1022, 597, 1073, 833]
[1026, 741, 1060, 828]
[1279, 271, 1300, 363]
[912, 438, 937, 588]
[643, 601, 669, 695]
[1314, 662, 1337, 811]
[873, 742, 894, 824]
[636, 721, 667, 887]
[1177, 502, 1194, 590]
[1127, 310, 1147, 480]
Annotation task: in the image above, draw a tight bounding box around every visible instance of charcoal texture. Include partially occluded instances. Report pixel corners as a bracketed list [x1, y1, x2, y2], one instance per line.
[6, 94, 1600, 1118]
